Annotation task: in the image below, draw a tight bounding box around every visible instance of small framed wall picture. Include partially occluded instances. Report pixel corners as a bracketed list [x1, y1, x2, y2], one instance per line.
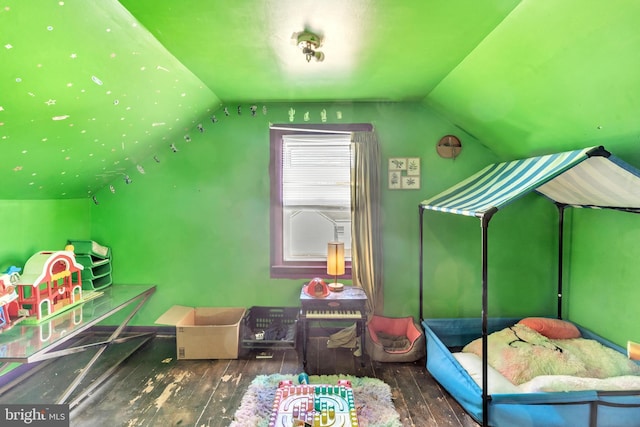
[388, 156, 421, 190]
[388, 158, 407, 171]
[388, 171, 402, 189]
[402, 176, 420, 190]
[406, 157, 420, 176]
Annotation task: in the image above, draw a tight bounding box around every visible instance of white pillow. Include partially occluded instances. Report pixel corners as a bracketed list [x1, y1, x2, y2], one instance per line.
[519, 374, 640, 393]
[453, 352, 521, 394]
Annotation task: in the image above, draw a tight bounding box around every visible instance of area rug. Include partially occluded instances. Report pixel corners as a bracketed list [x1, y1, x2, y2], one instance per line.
[229, 374, 402, 427]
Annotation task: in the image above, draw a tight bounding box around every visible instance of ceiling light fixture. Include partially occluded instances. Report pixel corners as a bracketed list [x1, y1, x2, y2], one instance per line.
[294, 31, 325, 62]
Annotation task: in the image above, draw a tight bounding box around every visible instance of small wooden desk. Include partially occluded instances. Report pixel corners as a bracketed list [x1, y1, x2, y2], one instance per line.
[299, 285, 367, 368]
[0, 284, 155, 408]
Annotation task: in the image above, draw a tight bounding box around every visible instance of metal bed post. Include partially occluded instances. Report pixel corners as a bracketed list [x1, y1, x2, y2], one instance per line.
[419, 206, 424, 323]
[556, 203, 566, 319]
[479, 208, 496, 427]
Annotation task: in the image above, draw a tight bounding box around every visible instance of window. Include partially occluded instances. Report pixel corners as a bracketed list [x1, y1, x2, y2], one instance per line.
[282, 132, 352, 261]
[270, 124, 371, 279]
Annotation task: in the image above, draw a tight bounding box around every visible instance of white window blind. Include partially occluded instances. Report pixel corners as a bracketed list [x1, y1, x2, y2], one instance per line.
[282, 134, 352, 208]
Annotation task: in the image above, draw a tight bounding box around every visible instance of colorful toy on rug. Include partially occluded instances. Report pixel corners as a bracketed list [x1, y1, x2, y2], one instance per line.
[268, 373, 359, 427]
[13, 246, 102, 324]
[0, 266, 21, 331]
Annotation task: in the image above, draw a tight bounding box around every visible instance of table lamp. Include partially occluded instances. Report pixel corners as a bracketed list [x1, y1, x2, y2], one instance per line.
[327, 242, 345, 292]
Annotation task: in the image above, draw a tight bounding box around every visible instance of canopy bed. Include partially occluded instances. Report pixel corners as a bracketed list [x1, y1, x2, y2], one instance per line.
[418, 146, 640, 427]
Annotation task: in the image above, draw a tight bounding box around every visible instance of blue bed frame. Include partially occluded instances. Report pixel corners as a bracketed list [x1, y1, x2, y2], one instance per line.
[423, 317, 640, 427]
[418, 147, 640, 426]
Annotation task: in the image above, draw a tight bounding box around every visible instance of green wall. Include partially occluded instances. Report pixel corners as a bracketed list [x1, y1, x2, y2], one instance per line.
[89, 101, 509, 325]
[2, 102, 638, 350]
[0, 199, 90, 273]
[420, 192, 560, 319]
[566, 208, 640, 347]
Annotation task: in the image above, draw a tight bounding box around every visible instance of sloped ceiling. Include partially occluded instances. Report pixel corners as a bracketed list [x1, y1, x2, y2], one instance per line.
[427, 1, 640, 160]
[1, 0, 639, 200]
[0, 1, 219, 200]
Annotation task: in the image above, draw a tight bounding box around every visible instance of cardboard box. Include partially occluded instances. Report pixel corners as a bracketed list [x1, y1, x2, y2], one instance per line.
[156, 305, 246, 359]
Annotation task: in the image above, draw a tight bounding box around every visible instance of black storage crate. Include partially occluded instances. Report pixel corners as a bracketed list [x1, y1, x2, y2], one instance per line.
[241, 306, 298, 349]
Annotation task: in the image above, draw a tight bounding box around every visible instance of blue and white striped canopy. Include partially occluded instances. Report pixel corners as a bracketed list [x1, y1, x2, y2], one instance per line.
[420, 146, 640, 217]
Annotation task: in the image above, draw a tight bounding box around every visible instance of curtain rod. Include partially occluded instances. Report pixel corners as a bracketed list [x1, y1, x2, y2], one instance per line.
[269, 125, 352, 135]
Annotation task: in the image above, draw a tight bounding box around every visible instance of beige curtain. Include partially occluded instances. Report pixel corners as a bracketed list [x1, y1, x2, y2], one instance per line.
[351, 131, 383, 316]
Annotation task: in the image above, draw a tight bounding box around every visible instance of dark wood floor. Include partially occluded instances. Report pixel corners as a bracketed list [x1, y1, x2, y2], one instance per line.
[0, 331, 479, 427]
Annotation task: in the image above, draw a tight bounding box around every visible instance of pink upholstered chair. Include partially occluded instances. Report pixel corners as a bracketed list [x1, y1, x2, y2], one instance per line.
[366, 315, 425, 362]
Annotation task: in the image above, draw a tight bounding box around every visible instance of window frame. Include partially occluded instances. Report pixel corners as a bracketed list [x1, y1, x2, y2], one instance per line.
[269, 123, 372, 279]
